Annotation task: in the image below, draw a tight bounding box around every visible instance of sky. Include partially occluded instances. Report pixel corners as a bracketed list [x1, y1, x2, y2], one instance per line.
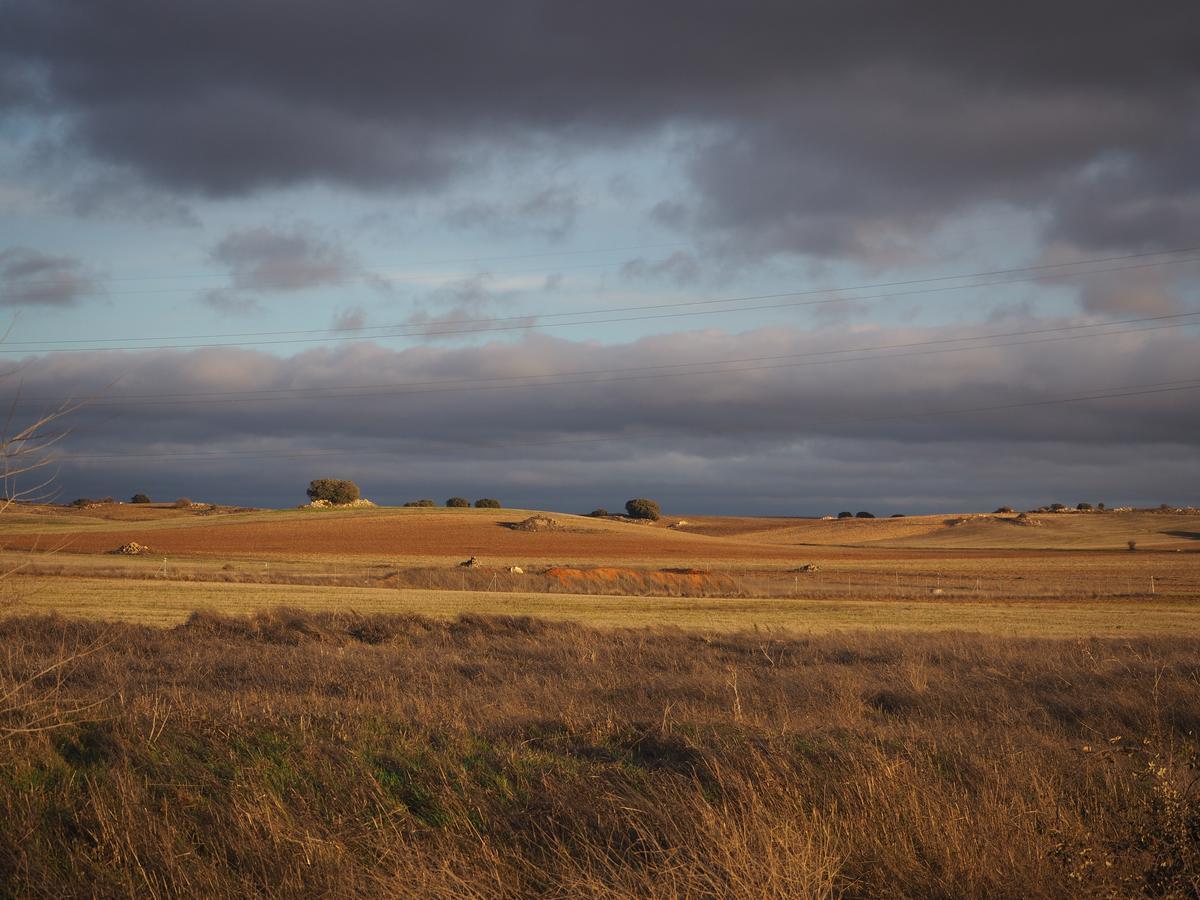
[0, 0, 1197, 514]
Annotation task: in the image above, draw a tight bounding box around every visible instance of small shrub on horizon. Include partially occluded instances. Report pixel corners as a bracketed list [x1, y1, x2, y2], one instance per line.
[589, 508, 609, 518]
[995, 506, 1014, 514]
[855, 511, 875, 519]
[474, 498, 501, 508]
[404, 499, 436, 508]
[1077, 502, 1093, 511]
[1050, 502, 1067, 511]
[624, 498, 661, 521]
[446, 497, 470, 508]
[837, 511, 854, 519]
[174, 498, 192, 509]
[131, 493, 150, 504]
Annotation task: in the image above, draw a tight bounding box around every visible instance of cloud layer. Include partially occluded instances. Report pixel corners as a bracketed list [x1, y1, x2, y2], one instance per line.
[12, 323, 1197, 511]
[4, 1, 1199, 262]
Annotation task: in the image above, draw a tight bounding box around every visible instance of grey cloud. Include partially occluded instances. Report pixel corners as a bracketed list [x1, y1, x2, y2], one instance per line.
[60, 175, 200, 227]
[209, 226, 357, 293]
[4, 1, 1198, 262]
[0, 246, 97, 306]
[200, 288, 263, 316]
[331, 306, 367, 332]
[445, 187, 579, 241]
[402, 275, 536, 339]
[1075, 269, 1184, 317]
[621, 252, 702, 286]
[1045, 154, 1200, 253]
[8, 321, 1196, 509]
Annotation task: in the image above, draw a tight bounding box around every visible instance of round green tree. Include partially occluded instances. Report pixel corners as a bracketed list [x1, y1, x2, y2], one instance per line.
[624, 498, 661, 521]
[306, 479, 361, 505]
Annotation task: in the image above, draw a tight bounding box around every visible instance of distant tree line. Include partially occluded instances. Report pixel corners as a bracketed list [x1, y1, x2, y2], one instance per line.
[401, 496, 504, 508]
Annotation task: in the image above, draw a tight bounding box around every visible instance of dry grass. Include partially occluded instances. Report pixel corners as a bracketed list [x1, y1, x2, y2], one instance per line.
[1, 611, 1198, 897]
[4, 574, 1200, 635]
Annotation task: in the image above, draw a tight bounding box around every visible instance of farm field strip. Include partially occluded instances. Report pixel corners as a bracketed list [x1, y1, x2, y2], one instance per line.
[6, 575, 1200, 635]
[5, 538, 1198, 600]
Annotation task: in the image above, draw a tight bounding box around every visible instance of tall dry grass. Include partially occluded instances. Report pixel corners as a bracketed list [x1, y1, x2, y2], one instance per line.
[0, 610, 1197, 897]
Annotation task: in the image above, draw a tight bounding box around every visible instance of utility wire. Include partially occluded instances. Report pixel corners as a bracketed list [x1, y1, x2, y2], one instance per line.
[54, 378, 1200, 463]
[6, 252, 1200, 354]
[8, 242, 1194, 343]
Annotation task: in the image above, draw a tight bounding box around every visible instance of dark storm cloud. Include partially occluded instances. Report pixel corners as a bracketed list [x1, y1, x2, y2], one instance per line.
[3, 1, 1198, 263]
[0, 247, 97, 307]
[7, 322, 1197, 510]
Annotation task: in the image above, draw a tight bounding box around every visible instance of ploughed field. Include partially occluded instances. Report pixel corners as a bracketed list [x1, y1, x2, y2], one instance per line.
[4, 504, 1198, 562]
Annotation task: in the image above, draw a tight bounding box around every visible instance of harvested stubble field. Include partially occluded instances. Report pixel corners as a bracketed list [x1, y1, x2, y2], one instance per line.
[1, 611, 1198, 897]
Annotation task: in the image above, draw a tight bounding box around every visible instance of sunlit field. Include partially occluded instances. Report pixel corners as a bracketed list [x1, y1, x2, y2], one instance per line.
[2, 504, 1198, 896]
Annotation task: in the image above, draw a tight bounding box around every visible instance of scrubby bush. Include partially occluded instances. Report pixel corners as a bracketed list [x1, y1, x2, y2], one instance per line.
[994, 506, 1014, 514]
[404, 499, 436, 508]
[1049, 503, 1067, 511]
[624, 498, 661, 521]
[131, 493, 150, 504]
[855, 511, 875, 519]
[174, 498, 192, 509]
[306, 479, 360, 505]
[474, 498, 501, 509]
[589, 508, 609, 518]
[890, 513, 905, 518]
[837, 511, 854, 519]
[446, 497, 470, 508]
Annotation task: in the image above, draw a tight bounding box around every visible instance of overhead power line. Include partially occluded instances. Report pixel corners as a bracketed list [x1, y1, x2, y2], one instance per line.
[8, 241, 1196, 343]
[5, 250, 1200, 355]
[54, 378, 1200, 463]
